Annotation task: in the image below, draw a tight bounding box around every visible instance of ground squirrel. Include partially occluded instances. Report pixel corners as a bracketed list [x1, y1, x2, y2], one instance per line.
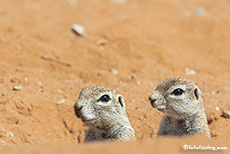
[149, 78, 211, 137]
[74, 86, 135, 142]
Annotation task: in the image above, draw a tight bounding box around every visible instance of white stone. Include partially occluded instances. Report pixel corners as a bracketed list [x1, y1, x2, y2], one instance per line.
[24, 77, 28, 82]
[185, 68, 196, 75]
[56, 99, 65, 105]
[222, 110, 230, 118]
[72, 24, 85, 36]
[7, 132, 14, 138]
[12, 86, 22, 91]
[38, 82, 42, 86]
[136, 81, 140, 85]
[110, 69, 118, 75]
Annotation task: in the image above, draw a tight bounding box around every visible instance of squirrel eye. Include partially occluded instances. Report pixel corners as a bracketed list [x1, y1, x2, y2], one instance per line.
[171, 88, 184, 96]
[99, 95, 111, 102]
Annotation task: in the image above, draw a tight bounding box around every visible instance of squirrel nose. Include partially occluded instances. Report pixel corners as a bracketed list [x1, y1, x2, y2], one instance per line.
[149, 96, 154, 101]
[149, 94, 156, 102]
[74, 103, 83, 110]
[149, 93, 158, 107]
[74, 102, 83, 118]
[149, 97, 156, 107]
[149, 97, 156, 103]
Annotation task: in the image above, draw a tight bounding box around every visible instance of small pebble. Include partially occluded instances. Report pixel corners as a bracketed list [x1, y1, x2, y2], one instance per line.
[132, 100, 135, 103]
[110, 69, 118, 75]
[222, 110, 230, 119]
[7, 132, 14, 138]
[97, 39, 108, 46]
[215, 106, 219, 111]
[10, 78, 16, 83]
[211, 91, 215, 95]
[72, 24, 85, 36]
[56, 99, 65, 105]
[15, 46, 21, 51]
[12, 86, 22, 91]
[211, 130, 218, 137]
[136, 81, 140, 85]
[185, 68, 196, 75]
[24, 77, 28, 82]
[38, 82, 42, 86]
[42, 55, 48, 59]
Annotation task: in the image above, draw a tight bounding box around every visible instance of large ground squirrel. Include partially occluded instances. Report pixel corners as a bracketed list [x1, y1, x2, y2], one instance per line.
[74, 86, 135, 142]
[149, 78, 211, 137]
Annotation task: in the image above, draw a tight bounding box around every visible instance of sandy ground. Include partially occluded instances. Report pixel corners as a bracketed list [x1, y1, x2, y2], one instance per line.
[0, 0, 229, 153]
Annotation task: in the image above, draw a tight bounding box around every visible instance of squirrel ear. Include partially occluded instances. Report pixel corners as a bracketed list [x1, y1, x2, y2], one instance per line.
[194, 88, 200, 100]
[118, 95, 125, 108]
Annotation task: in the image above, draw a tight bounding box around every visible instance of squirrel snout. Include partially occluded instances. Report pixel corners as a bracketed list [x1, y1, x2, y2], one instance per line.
[149, 96, 156, 107]
[74, 103, 83, 118]
[149, 93, 158, 108]
[149, 92, 163, 108]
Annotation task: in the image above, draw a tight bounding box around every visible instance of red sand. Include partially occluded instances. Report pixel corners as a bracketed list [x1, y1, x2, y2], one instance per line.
[0, 0, 229, 153]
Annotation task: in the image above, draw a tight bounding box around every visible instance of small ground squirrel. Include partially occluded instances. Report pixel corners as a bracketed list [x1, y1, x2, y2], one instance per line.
[74, 86, 135, 142]
[149, 78, 211, 137]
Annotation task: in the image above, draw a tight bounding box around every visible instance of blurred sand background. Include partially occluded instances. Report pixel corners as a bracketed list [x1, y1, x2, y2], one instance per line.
[0, 0, 229, 153]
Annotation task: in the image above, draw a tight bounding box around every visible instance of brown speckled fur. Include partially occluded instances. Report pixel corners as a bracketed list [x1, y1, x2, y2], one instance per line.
[74, 86, 135, 142]
[149, 78, 211, 137]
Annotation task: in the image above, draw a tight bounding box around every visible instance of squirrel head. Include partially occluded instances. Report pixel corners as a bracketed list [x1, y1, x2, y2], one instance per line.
[149, 78, 203, 120]
[74, 86, 127, 131]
